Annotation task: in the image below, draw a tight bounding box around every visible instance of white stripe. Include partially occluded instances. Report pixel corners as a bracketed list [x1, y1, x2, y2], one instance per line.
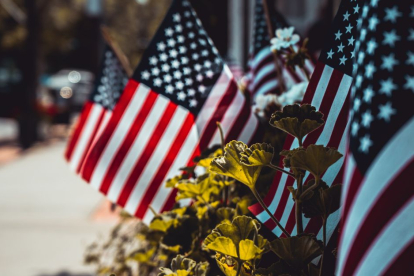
[208, 91, 245, 148]
[142, 123, 200, 224]
[354, 197, 414, 276]
[337, 117, 414, 275]
[89, 84, 150, 189]
[106, 96, 170, 202]
[238, 110, 258, 144]
[69, 104, 104, 172]
[123, 106, 189, 213]
[251, 48, 272, 70]
[255, 80, 278, 96]
[251, 63, 275, 87]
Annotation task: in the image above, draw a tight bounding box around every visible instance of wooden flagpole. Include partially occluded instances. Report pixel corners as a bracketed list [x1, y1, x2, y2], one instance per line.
[100, 26, 134, 78]
[261, 0, 286, 93]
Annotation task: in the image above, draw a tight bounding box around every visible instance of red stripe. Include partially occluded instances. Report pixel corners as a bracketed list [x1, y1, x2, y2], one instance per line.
[134, 113, 196, 218]
[65, 101, 94, 161]
[76, 108, 106, 173]
[382, 239, 414, 276]
[98, 91, 158, 195]
[341, 162, 363, 225]
[341, 160, 414, 276]
[81, 80, 139, 182]
[116, 101, 178, 207]
[302, 62, 325, 104]
[253, 55, 273, 75]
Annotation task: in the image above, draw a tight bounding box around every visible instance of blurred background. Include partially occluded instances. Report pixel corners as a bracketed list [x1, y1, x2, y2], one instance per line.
[0, 0, 338, 275]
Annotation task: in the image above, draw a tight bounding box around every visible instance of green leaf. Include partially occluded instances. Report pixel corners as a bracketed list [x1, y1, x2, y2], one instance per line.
[270, 104, 324, 142]
[240, 143, 274, 167]
[270, 234, 323, 269]
[289, 145, 343, 178]
[206, 236, 238, 258]
[239, 239, 263, 261]
[210, 141, 263, 190]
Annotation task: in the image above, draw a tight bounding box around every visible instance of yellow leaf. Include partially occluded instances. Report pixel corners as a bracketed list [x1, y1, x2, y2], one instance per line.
[238, 239, 264, 261]
[206, 236, 238, 258]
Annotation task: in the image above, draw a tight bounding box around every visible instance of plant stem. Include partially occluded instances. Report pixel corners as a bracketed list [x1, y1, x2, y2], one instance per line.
[302, 67, 311, 81]
[216, 122, 230, 206]
[295, 174, 304, 234]
[223, 185, 229, 207]
[236, 261, 242, 276]
[216, 121, 225, 154]
[268, 163, 295, 177]
[251, 188, 290, 237]
[319, 218, 327, 276]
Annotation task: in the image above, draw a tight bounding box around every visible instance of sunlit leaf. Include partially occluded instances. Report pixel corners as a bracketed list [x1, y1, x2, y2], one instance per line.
[206, 236, 238, 258]
[240, 143, 274, 167]
[198, 148, 223, 167]
[238, 239, 263, 261]
[166, 175, 183, 188]
[217, 207, 236, 224]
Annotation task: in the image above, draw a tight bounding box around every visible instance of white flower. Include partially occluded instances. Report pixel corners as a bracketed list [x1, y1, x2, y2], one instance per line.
[270, 27, 300, 51]
[253, 94, 280, 118]
[278, 81, 308, 106]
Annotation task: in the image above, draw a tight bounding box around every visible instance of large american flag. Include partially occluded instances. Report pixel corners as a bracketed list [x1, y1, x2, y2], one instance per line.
[246, 0, 314, 97]
[249, 0, 358, 243]
[337, 1, 414, 275]
[65, 44, 129, 173]
[80, 0, 260, 224]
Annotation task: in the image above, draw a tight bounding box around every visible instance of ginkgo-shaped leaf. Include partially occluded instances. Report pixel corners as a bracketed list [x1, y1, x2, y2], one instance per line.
[270, 104, 324, 142]
[217, 207, 236, 224]
[270, 234, 323, 269]
[175, 174, 221, 203]
[209, 141, 262, 190]
[238, 239, 264, 261]
[129, 247, 156, 264]
[302, 181, 342, 219]
[171, 255, 196, 272]
[166, 175, 183, 188]
[206, 236, 239, 258]
[150, 219, 175, 232]
[240, 143, 274, 166]
[198, 148, 223, 167]
[158, 255, 209, 276]
[289, 145, 343, 178]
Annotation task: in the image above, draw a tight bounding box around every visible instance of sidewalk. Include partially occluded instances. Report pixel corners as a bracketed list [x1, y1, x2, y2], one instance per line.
[0, 141, 117, 276]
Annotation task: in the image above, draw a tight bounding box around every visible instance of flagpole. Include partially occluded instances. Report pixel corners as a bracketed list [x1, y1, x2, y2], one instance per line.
[261, 0, 286, 93]
[100, 26, 133, 78]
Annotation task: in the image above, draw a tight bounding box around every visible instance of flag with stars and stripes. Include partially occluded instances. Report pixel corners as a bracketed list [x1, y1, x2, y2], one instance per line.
[246, 0, 314, 97]
[65, 44, 129, 173]
[80, 0, 261, 224]
[337, 1, 414, 275]
[249, 0, 359, 243]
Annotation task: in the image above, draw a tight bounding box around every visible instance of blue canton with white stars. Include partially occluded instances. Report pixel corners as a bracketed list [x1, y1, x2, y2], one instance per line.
[350, 0, 414, 174]
[319, 0, 361, 76]
[251, 0, 288, 55]
[91, 45, 129, 110]
[133, 0, 224, 115]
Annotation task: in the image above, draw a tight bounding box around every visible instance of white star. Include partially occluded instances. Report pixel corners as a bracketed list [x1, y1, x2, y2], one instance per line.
[179, 46, 187, 54]
[204, 61, 212, 68]
[343, 11, 350, 21]
[166, 85, 174, 94]
[186, 21, 193, 28]
[153, 78, 162, 87]
[384, 6, 402, 23]
[188, 32, 195, 39]
[351, 121, 359, 136]
[192, 53, 199, 60]
[188, 89, 196, 96]
[172, 60, 180, 68]
[206, 70, 214, 78]
[371, 0, 379, 7]
[351, 50, 355, 58]
[194, 64, 202, 71]
[199, 85, 206, 93]
[380, 78, 397, 96]
[368, 16, 379, 31]
[151, 67, 160, 76]
[359, 135, 373, 153]
[354, 4, 360, 13]
[149, 56, 158, 65]
[378, 102, 396, 122]
[358, 51, 365, 64]
[334, 30, 342, 40]
[184, 11, 191, 18]
[345, 24, 353, 33]
[365, 62, 376, 78]
[164, 74, 172, 83]
[176, 81, 184, 90]
[185, 78, 193, 86]
[157, 42, 166, 51]
[201, 50, 209, 56]
[348, 36, 355, 46]
[189, 99, 198, 107]
[160, 53, 168, 61]
[360, 28, 367, 41]
[175, 24, 183, 32]
[340, 55, 348, 65]
[173, 13, 181, 22]
[337, 43, 345, 52]
[199, 39, 206, 46]
[183, 67, 191, 75]
[354, 97, 362, 111]
[169, 49, 178, 58]
[327, 49, 334, 59]
[362, 5, 369, 18]
[196, 74, 203, 81]
[181, 57, 189, 65]
[167, 39, 176, 47]
[355, 75, 363, 88]
[367, 39, 378, 55]
[215, 58, 221, 64]
[165, 28, 174, 36]
[409, 29, 414, 41]
[177, 92, 186, 101]
[404, 75, 414, 92]
[361, 110, 373, 128]
[162, 64, 170, 72]
[177, 36, 185, 43]
[363, 86, 374, 103]
[141, 71, 150, 80]
[174, 71, 182, 79]
[381, 54, 399, 71]
[406, 52, 414, 66]
[383, 30, 400, 47]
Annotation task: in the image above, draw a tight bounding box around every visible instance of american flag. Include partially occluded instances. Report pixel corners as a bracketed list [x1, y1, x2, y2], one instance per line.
[80, 0, 260, 224]
[65, 44, 129, 173]
[249, 0, 358, 243]
[337, 1, 414, 275]
[246, 0, 314, 97]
